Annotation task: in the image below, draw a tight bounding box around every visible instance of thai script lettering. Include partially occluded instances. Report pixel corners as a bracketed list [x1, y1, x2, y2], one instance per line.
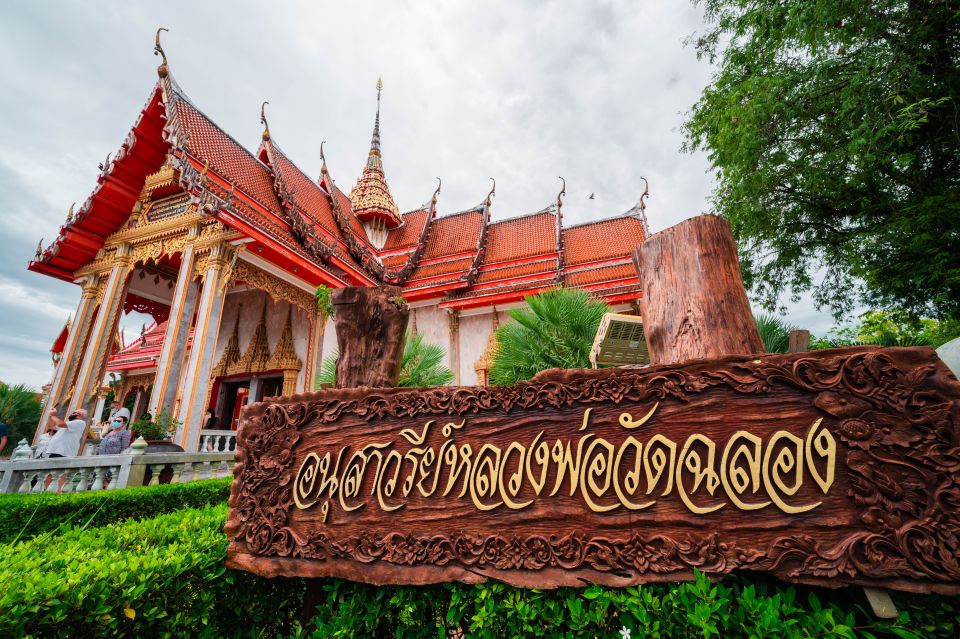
[293, 405, 836, 522]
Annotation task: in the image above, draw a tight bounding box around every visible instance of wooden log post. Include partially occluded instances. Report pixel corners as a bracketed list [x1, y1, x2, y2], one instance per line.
[788, 329, 811, 353]
[331, 286, 409, 389]
[632, 215, 764, 365]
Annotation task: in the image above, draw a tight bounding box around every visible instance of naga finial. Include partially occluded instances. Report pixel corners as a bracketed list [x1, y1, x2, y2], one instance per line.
[260, 101, 271, 141]
[638, 176, 651, 237]
[319, 140, 328, 177]
[431, 177, 442, 207]
[155, 28, 169, 78]
[557, 176, 566, 208]
[65, 202, 75, 224]
[377, 76, 383, 97]
[485, 177, 496, 207]
[35, 239, 43, 261]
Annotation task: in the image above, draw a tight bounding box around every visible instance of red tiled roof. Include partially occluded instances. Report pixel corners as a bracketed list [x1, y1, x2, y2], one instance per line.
[381, 253, 412, 268]
[382, 208, 428, 250]
[564, 263, 636, 287]
[268, 145, 339, 237]
[475, 258, 558, 284]
[485, 211, 557, 263]
[422, 210, 483, 259]
[562, 216, 645, 266]
[407, 257, 474, 281]
[176, 100, 281, 213]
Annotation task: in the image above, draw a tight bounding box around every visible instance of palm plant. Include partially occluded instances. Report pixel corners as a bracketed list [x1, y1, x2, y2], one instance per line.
[0, 382, 41, 455]
[489, 288, 609, 385]
[317, 332, 454, 388]
[754, 314, 799, 353]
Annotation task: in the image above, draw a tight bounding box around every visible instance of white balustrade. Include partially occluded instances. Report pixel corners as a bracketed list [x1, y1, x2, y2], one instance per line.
[0, 450, 237, 495]
[199, 429, 238, 452]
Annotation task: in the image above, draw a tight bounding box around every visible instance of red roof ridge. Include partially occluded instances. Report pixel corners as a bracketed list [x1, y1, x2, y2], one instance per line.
[489, 204, 557, 226]
[561, 206, 645, 230]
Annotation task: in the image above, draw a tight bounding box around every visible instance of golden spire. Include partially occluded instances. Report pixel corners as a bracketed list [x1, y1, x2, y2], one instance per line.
[349, 78, 401, 225]
[260, 101, 271, 141]
[320, 140, 328, 177]
[485, 178, 496, 208]
[154, 28, 169, 78]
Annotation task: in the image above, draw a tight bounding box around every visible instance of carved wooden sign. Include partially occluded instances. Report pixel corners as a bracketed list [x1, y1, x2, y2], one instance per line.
[225, 346, 960, 594]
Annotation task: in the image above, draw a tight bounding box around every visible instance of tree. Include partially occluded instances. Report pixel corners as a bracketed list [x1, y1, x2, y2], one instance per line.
[811, 308, 960, 349]
[317, 332, 454, 388]
[0, 382, 41, 455]
[684, 0, 960, 320]
[489, 288, 609, 385]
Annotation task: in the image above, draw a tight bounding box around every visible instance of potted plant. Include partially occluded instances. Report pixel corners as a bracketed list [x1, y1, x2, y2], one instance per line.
[131, 408, 184, 454]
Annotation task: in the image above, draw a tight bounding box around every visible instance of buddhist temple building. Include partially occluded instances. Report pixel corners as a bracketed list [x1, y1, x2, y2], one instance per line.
[29, 34, 647, 452]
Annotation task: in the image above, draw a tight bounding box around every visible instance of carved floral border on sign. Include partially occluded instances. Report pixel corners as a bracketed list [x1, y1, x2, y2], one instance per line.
[225, 346, 960, 594]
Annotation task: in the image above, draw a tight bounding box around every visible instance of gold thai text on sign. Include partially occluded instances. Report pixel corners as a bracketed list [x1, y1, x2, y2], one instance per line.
[293, 405, 837, 522]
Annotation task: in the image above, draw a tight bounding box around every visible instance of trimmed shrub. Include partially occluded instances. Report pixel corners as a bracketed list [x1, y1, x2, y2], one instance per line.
[2, 502, 957, 638]
[0, 478, 230, 544]
[0, 504, 304, 638]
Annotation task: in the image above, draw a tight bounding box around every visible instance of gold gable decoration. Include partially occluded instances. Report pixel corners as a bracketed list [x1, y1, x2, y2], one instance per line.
[266, 306, 303, 396]
[140, 155, 181, 200]
[230, 300, 272, 375]
[212, 306, 242, 377]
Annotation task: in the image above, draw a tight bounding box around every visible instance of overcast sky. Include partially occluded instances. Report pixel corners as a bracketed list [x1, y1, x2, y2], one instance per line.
[0, 1, 841, 389]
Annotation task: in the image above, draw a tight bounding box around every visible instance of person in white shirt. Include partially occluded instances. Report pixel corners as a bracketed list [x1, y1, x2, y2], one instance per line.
[45, 408, 88, 458]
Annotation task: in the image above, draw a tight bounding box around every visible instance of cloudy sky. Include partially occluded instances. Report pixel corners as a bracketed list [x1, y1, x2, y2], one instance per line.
[0, 1, 840, 389]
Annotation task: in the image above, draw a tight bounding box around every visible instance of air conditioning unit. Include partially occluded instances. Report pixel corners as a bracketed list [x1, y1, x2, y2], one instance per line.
[590, 312, 649, 368]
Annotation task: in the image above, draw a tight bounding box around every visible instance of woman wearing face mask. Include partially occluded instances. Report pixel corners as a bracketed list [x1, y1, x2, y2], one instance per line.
[96, 407, 132, 455]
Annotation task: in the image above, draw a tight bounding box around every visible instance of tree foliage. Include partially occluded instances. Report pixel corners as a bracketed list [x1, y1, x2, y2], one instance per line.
[317, 332, 454, 388]
[812, 308, 960, 348]
[0, 382, 41, 455]
[489, 288, 609, 385]
[684, 0, 960, 320]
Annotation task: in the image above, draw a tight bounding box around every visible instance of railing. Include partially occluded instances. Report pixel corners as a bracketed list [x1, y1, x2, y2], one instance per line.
[0, 451, 236, 495]
[200, 429, 238, 452]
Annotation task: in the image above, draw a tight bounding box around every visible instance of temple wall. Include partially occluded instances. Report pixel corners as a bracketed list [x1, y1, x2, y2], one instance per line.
[458, 312, 496, 386]
[213, 289, 310, 389]
[411, 304, 448, 354]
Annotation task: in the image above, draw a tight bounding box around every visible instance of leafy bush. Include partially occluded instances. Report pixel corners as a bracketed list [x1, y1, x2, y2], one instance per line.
[131, 407, 180, 440]
[2, 502, 956, 638]
[0, 382, 41, 456]
[490, 287, 609, 385]
[0, 504, 304, 638]
[0, 477, 230, 544]
[754, 313, 799, 353]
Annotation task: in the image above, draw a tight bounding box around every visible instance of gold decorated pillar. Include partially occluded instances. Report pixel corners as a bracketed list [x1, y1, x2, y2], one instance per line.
[34, 274, 101, 442]
[176, 242, 235, 451]
[68, 243, 133, 416]
[448, 309, 461, 385]
[148, 224, 200, 417]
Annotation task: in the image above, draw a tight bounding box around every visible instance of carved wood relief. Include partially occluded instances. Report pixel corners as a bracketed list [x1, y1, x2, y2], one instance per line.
[226, 346, 960, 594]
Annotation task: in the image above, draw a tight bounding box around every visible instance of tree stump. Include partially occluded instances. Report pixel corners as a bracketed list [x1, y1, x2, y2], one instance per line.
[632, 215, 764, 365]
[331, 286, 409, 388]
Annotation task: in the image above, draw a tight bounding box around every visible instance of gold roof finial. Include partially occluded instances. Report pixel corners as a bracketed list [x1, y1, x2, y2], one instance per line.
[431, 177, 442, 207]
[154, 28, 169, 78]
[557, 176, 566, 209]
[320, 140, 328, 177]
[638, 176, 651, 237]
[65, 202, 75, 224]
[260, 101, 271, 141]
[485, 177, 496, 208]
[377, 76, 383, 95]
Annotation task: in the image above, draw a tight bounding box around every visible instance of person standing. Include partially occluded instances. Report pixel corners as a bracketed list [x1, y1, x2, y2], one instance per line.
[45, 408, 87, 458]
[0, 419, 8, 456]
[96, 407, 131, 455]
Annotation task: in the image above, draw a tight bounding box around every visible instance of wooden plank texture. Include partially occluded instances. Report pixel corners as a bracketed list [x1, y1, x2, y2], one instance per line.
[226, 346, 960, 594]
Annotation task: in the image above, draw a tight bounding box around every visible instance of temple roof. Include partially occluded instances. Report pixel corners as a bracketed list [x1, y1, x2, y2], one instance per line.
[30, 42, 646, 311]
[348, 79, 402, 228]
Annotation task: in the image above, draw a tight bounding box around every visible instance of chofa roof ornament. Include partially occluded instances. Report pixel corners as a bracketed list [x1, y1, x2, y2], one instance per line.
[154, 27, 169, 78]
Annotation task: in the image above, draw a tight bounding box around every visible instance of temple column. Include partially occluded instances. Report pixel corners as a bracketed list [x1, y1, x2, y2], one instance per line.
[305, 311, 326, 392]
[175, 242, 234, 452]
[148, 227, 200, 417]
[92, 388, 108, 426]
[68, 243, 133, 416]
[34, 274, 101, 442]
[131, 389, 147, 421]
[448, 309, 461, 385]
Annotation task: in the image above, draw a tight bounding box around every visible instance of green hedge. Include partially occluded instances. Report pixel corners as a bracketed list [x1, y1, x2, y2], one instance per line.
[0, 504, 304, 638]
[0, 478, 231, 544]
[2, 500, 957, 638]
